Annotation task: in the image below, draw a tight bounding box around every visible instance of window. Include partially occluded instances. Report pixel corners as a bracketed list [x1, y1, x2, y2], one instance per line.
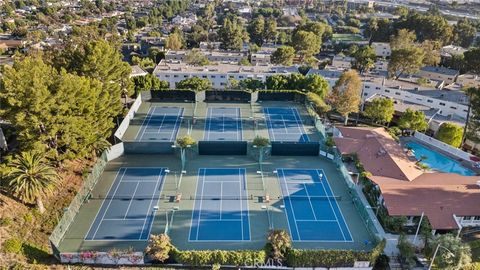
[229, 75, 234, 79]
[365, 85, 371, 89]
[427, 99, 433, 103]
[439, 102, 445, 106]
[165, 75, 170, 78]
[239, 76, 244, 79]
[463, 216, 472, 221]
[202, 75, 207, 78]
[364, 93, 368, 96]
[450, 106, 457, 109]
[173, 75, 178, 78]
[375, 87, 381, 90]
[475, 216, 480, 221]
[211, 75, 216, 78]
[385, 89, 390, 93]
[221, 75, 225, 78]
[395, 92, 401, 96]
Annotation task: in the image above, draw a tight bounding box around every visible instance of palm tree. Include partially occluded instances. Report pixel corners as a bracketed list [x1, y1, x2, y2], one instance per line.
[7, 152, 59, 213]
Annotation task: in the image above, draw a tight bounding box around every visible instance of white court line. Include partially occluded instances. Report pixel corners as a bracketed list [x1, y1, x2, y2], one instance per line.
[318, 169, 354, 242]
[205, 108, 212, 141]
[200, 219, 243, 222]
[302, 183, 318, 221]
[123, 182, 140, 219]
[292, 107, 310, 142]
[103, 218, 146, 221]
[169, 108, 183, 142]
[238, 168, 243, 240]
[296, 219, 338, 222]
[264, 108, 276, 141]
[281, 115, 289, 134]
[195, 169, 207, 241]
[316, 170, 346, 241]
[134, 107, 154, 140]
[141, 168, 167, 240]
[91, 168, 128, 239]
[84, 168, 124, 240]
[155, 114, 166, 134]
[220, 182, 223, 220]
[279, 169, 302, 241]
[139, 107, 159, 140]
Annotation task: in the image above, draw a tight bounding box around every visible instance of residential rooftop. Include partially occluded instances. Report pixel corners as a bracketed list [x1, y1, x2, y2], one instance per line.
[153, 60, 298, 74]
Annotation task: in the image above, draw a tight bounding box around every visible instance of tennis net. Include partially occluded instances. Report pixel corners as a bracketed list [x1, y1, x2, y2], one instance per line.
[282, 195, 342, 201]
[86, 194, 255, 201]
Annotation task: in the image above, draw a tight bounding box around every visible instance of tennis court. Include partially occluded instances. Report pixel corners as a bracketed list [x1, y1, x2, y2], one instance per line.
[135, 106, 183, 141]
[276, 168, 352, 242]
[263, 107, 309, 142]
[85, 167, 167, 241]
[203, 107, 242, 141]
[189, 168, 250, 241]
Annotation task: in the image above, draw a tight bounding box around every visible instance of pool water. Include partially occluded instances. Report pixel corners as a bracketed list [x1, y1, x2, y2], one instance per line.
[405, 142, 476, 176]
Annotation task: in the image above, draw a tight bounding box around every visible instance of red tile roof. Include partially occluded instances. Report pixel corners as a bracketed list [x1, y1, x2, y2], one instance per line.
[334, 126, 480, 230]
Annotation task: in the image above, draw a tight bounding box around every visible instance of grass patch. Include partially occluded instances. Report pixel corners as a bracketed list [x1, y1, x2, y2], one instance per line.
[3, 237, 23, 254]
[470, 240, 480, 262]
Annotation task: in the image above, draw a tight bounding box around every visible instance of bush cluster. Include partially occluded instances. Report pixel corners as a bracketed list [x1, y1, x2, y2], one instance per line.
[172, 249, 266, 266]
[3, 238, 23, 254]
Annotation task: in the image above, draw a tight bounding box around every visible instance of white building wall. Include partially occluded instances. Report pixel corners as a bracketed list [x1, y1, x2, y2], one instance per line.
[362, 82, 469, 119]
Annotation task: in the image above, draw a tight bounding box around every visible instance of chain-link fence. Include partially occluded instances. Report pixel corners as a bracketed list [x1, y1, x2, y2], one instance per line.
[49, 151, 108, 258]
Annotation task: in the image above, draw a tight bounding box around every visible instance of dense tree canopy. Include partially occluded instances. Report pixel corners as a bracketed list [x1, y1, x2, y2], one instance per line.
[363, 98, 395, 125]
[436, 122, 464, 148]
[271, 46, 295, 66]
[176, 77, 212, 91]
[218, 16, 248, 51]
[397, 109, 428, 132]
[327, 70, 362, 125]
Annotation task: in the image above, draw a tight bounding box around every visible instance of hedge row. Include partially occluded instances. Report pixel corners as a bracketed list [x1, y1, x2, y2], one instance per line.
[285, 239, 385, 268]
[172, 249, 266, 266]
[170, 239, 385, 268]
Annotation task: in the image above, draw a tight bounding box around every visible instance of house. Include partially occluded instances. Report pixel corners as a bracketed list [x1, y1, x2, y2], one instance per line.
[153, 60, 298, 89]
[371, 42, 391, 58]
[251, 52, 271, 65]
[417, 66, 459, 85]
[333, 126, 480, 233]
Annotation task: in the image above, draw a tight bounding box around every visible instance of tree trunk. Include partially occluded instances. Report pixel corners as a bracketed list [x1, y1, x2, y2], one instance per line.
[36, 197, 45, 214]
[344, 114, 349, 126]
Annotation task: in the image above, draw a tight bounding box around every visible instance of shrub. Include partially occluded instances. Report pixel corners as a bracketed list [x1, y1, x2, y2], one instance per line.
[145, 234, 172, 262]
[306, 92, 331, 115]
[3, 238, 23, 254]
[266, 229, 291, 260]
[325, 136, 335, 148]
[385, 216, 407, 233]
[253, 136, 270, 147]
[173, 249, 266, 266]
[176, 135, 196, 148]
[373, 254, 390, 269]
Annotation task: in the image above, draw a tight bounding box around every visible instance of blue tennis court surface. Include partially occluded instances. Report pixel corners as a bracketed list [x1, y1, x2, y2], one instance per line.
[204, 107, 242, 141]
[277, 168, 352, 242]
[85, 167, 167, 241]
[264, 107, 309, 142]
[189, 168, 250, 241]
[135, 106, 183, 141]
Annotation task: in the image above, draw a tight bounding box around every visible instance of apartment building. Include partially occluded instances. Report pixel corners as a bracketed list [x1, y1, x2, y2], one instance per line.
[371, 42, 391, 58]
[417, 66, 460, 85]
[331, 55, 353, 70]
[251, 52, 271, 65]
[165, 50, 246, 63]
[153, 60, 297, 89]
[456, 73, 480, 88]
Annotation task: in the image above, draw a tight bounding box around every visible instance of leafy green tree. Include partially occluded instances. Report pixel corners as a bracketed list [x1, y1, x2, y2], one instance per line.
[176, 77, 211, 91]
[271, 46, 295, 66]
[390, 29, 416, 50]
[247, 15, 265, 46]
[239, 57, 251, 66]
[353, 46, 376, 73]
[294, 21, 331, 41]
[264, 18, 278, 44]
[363, 98, 395, 125]
[327, 70, 362, 125]
[132, 74, 169, 94]
[420, 40, 441, 67]
[266, 75, 289, 90]
[398, 109, 428, 132]
[464, 48, 480, 74]
[1, 56, 118, 159]
[388, 47, 425, 79]
[239, 78, 264, 90]
[453, 18, 476, 48]
[303, 74, 329, 98]
[185, 49, 209, 66]
[466, 87, 480, 144]
[291, 30, 321, 62]
[429, 234, 472, 269]
[436, 122, 463, 148]
[218, 16, 247, 51]
[165, 32, 183, 50]
[7, 152, 59, 213]
[397, 234, 416, 268]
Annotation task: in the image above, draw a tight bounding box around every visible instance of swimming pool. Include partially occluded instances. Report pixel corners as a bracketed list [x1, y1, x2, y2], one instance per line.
[405, 141, 476, 176]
